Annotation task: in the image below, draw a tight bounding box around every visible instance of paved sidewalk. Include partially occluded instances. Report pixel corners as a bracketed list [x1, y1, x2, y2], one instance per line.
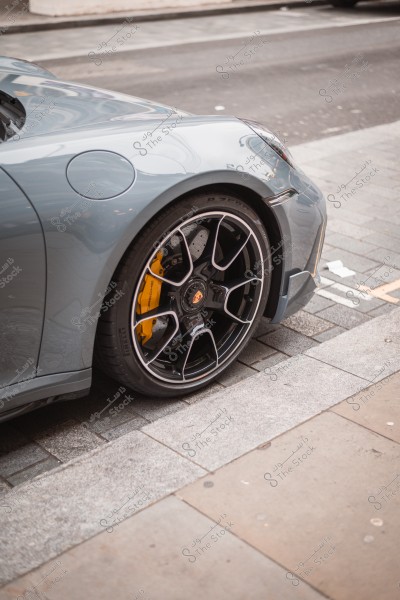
[0, 308, 399, 598]
[0, 0, 325, 34]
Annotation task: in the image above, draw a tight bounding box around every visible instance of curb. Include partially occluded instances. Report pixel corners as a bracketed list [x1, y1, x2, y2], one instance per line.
[1, 0, 328, 35]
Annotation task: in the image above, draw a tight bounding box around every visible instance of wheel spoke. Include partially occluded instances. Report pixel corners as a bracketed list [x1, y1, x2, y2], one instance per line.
[182, 326, 219, 381]
[146, 325, 180, 365]
[212, 226, 251, 271]
[134, 310, 180, 365]
[148, 228, 193, 287]
[134, 306, 175, 326]
[224, 276, 263, 291]
[210, 277, 262, 324]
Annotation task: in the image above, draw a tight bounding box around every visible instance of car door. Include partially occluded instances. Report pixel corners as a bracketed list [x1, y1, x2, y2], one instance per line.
[0, 167, 46, 397]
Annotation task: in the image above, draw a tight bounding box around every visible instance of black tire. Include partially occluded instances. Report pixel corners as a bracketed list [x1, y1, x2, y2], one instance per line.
[95, 192, 272, 397]
[331, 0, 358, 6]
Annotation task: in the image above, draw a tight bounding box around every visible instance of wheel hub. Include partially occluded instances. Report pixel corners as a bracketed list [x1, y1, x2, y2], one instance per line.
[181, 278, 207, 313]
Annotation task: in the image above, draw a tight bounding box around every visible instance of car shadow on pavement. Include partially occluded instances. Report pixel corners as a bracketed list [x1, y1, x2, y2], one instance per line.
[0, 368, 187, 489]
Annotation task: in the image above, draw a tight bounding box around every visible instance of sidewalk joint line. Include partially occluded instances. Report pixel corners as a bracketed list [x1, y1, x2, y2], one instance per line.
[176, 495, 335, 600]
[304, 354, 378, 385]
[140, 429, 212, 473]
[328, 410, 400, 447]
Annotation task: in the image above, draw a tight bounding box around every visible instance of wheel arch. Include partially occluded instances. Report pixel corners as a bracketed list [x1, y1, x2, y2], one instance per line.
[91, 180, 284, 368]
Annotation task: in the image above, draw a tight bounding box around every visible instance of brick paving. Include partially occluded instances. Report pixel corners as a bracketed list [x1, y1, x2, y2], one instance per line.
[0, 119, 399, 496]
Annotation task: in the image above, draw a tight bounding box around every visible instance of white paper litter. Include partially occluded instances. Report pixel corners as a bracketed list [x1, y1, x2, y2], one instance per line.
[326, 260, 356, 278]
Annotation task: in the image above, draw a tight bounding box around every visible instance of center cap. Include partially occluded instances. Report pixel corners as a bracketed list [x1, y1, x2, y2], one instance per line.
[181, 279, 207, 313]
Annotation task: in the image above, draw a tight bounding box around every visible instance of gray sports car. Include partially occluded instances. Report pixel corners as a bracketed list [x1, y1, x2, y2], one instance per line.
[0, 56, 326, 422]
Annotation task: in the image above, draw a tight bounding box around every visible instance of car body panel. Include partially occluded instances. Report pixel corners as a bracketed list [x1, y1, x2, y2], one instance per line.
[0, 66, 189, 142]
[0, 167, 46, 389]
[0, 56, 57, 79]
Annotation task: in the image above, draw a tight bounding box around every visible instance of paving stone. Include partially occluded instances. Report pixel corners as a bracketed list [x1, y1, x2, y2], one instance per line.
[322, 247, 380, 274]
[251, 351, 289, 373]
[368, 303, 397, 318]
[252, 317, 280, 339]
[130, 399, 189, 422]
[317, 278, 387, 315]
[258, 327, 318, 356]
[252, 350, 290, 371]
[320, 253, 331, 265]
[363, 232, 400, 253]
[326, 233, 378, 257]
[316, 271, 390, 316]
[368, 211, 400, 225]
[333, 207, 374, 226]
[317, 153, 368, 172]
[350, 296, 386, 314]
[0, 496, 326, 600]
[216, 360, 257, 387]
[332, 197, 371, 216]
[184, 382, 226, 405]
[0, 479, 11, 497]
[312, 325, 346, 343]
[360, 186, 397, 204]
[362, 264, 400, 287]
[352, 201, 400, 223]
[144, 355, 365, 471]
[303, 293, 335, 314]
[0, 478, 46, 515]
[6, 457, 60, 487]
[317, 304, 371, 329]
[237, 339, 277, 366]
[178, 412, 400, 600]
[99, 415, 149, 441]
[366, 247, 400, 267]
[319, 266, 376, 291]
[320, 243, 335, 255]
[83, 406, 145, 435]
[324, 230, 339, 245]
[331, 372, 400, 444]
[0, 431, 205, 585]
[290, 144, 329, 163]
[327, 218, 374, 240]
[365, 181, 399, 198]
[33, 420, 106, 463]
[0, 442, 49, 479]
[362, 218, 400, 240]
[306, 308, 400, 382]
[282, 310, 333, 337]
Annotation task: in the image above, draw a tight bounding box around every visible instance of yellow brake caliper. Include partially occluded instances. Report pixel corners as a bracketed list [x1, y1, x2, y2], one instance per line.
[136, 251, 164, 345]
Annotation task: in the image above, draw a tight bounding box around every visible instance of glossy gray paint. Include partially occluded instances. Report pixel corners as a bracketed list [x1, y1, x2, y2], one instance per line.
[0, 57, 326, 419]
[0, 168, 46, 389]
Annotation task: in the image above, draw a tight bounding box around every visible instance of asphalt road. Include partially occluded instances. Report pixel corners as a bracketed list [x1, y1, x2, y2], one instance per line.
[4, 2, 399, 145]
